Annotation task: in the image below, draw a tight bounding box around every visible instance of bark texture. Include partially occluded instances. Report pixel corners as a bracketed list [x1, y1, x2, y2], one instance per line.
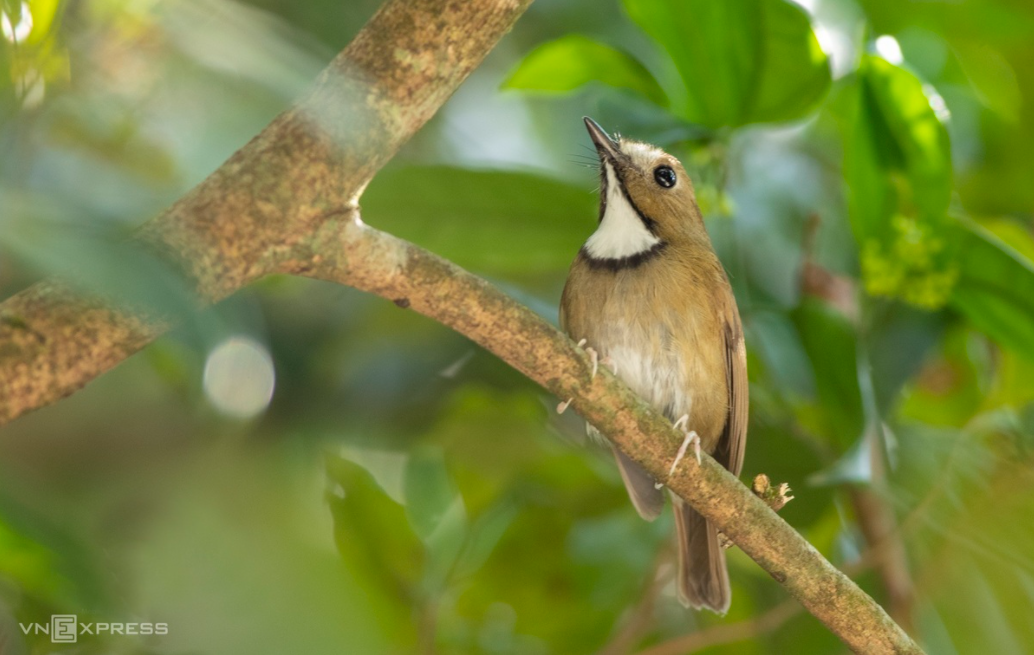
[0, 0, 532, 424]
[0, 1, 924, 653]
[283, 214, 925, 655]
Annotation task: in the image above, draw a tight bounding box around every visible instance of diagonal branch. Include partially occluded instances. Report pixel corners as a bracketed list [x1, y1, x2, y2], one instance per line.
[0, 0, 923, 652]
[0, 0, 532, 425]
[280, 211, 925, 655]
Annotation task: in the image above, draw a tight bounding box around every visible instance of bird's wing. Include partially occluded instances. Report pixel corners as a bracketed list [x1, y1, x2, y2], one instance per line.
[612, 444, 664, 520]
[717, 304, 748, 477]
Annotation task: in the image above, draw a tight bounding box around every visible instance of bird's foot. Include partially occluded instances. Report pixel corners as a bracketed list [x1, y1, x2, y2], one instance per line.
[655, 424, 701, 489]
[574, 338, 601, 379]
[558, 339, 616, 414]
[586, 347, 599, 378]
[673, 414, 689, 433]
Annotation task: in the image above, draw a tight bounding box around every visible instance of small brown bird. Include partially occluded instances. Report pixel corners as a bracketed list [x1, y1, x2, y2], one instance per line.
[560, 118, 748, 614]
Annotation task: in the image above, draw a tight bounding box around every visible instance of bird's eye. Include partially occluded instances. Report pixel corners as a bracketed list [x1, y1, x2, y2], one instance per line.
[653, 165, 676, 188]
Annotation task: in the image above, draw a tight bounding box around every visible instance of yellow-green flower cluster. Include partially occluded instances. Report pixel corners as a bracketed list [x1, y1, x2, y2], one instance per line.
[861, 215, 958, 309]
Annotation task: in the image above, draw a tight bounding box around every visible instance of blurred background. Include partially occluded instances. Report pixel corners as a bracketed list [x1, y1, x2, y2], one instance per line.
[2, 0, 1034, 653]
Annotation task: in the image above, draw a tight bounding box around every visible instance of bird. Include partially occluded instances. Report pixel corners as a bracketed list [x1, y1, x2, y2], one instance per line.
[559, 117, 748, 614]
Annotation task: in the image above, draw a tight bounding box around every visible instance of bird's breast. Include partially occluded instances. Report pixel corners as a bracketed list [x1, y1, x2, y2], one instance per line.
[560, 265, 729, 447]
[604, 312, 694, 421]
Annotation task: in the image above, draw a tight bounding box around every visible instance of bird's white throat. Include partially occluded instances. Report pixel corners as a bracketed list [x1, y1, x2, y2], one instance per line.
[584, 162, 660, 260]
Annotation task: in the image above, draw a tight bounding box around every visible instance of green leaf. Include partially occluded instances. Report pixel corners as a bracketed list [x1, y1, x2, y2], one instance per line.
[135, 451, 398, 655]
[504, 35, 668, 107]
[842, 55, 952, 241]
[452, 499, 518, 580]
[622, 0, 830, 127]
[361, 166, 595, 277]
[747, 2, 831, 124]
[839, 55, 957, 309]
[863, 56, 952, 221]
[808, 434, 874, 486]
[402, 448, 472, 592]
[792, 298, 865, 449]
[403, 447, 465, 542]
[24, 0, 61, 45]
[951, 221, 1034, 359]
[325, 455, 424, 592]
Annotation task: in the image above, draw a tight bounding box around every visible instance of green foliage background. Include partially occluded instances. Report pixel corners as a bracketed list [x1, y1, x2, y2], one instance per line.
[2, 0, 1034, 653]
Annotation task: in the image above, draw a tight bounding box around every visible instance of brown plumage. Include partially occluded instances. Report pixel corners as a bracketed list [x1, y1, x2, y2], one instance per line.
[559, 118, 748, 614]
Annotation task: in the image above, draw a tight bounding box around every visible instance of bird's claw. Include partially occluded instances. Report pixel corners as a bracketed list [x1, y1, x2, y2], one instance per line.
[655, 419, 701, 489]
[574, 338, 604, 379]
[673, 414, 689, 433]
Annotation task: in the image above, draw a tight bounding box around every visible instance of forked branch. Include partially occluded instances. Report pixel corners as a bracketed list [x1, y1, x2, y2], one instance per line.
[0, 0, 923, 652]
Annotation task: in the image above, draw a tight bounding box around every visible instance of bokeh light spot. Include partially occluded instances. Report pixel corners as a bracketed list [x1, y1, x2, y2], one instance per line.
[1, 2, 33, 43]
[875, 35, 904, 65]
[203, 336, 275, 419]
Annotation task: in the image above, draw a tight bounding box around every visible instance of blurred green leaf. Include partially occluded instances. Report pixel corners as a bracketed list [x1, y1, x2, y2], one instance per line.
[6, 0, 1034, 650]
[841, 55, 952, 240]
[452, 499, 517, 580]
[792, 298, 865, 449]
[898, 327, 989, 426]
[24, 0, 61, 46]
[622, 0, 830, 127]
[983, 218, 1034, 263]
[504, 35, 668, 107]
[954, 42, 1022, 123]
[808, 434, 873, 486]
[403, 447, 464, 542]
[746, 311, 816, 399]
[134, 452, 395, 655]
[326, 455, 424, 596]
[864, 56, 952, 221]
[951, 221, 1034, 359]
[866, 300, 948, 413]
[403, 448, 469, 591]
[839, 55, 958, 309]
[0, 519, 68, 606]
[362, 166, 593, 276]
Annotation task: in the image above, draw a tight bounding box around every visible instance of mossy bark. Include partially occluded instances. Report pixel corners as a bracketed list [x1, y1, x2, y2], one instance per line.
[0, 1, 923, 652]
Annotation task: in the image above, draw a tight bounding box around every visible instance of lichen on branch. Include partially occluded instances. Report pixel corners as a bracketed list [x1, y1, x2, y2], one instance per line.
[0, 1, 923, 652]
[284, 214, 924, 655]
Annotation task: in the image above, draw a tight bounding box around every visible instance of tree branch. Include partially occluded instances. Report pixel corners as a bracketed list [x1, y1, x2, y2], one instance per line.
[0, 1, 923, 652]
[279, 212, 924, 655]
[0, 0, 532, 424]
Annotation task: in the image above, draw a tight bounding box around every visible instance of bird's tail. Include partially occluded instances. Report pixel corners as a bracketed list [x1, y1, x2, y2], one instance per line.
[671, 493, 730, 614]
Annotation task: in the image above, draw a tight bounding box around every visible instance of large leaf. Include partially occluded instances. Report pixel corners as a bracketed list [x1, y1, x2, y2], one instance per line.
[325, 455, 424, 593]
[839, 55, 957, 309]
[403, 448, 469, 591]
[403, 447, 465, 542]
[361, 166, 595, 276]
[864, 56, 952, 225]
[792, 298, 865, 449]
[504, 35, 668, 107]
[842, 55, 952, 241]
[622, 0, 830, 127]
[951, 221, 1034, 360]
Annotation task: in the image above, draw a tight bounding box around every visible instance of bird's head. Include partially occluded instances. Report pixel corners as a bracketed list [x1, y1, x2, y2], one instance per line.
[582, 117, 706, 264]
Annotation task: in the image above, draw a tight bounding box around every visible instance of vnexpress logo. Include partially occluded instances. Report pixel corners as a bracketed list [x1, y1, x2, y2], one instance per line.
[51, 615, 77, 643]
[20, 615, 168, 644]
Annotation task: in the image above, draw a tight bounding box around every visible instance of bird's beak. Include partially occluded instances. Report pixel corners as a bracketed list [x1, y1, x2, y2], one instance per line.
[583, 116, 621, 163]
